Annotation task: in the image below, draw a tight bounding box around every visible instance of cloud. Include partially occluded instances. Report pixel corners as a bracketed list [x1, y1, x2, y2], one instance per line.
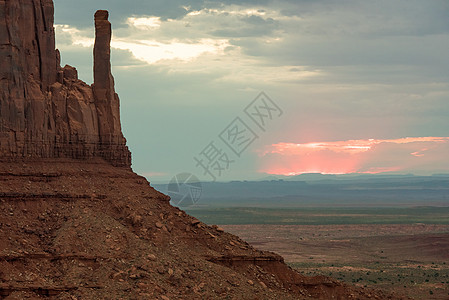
[264, 137, 449, 155]
[55, 8, 321, 85]
[55, 1, 449, 86]
[258, 137, 449, 175]
[53, 0, 449, 180]
[127, 17, 162, 29]
[54, 0, 205, 28]
[112, 38, 229, 64]
[279, 0, 449, 37]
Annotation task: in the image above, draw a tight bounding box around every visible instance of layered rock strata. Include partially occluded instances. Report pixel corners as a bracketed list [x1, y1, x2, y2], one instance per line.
[0, 0, 130, 167]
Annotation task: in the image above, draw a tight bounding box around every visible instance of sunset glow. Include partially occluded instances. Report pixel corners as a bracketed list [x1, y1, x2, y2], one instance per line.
[259, 137, 449, 176]
[53, 0, 449, 181]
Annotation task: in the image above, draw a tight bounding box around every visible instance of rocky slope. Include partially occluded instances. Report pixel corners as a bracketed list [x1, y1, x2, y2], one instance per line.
[0, 159, 404, 299]
[0, 1, 406, 299]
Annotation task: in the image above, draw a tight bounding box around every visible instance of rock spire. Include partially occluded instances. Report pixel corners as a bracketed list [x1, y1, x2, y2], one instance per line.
[0, 1, 131, 167]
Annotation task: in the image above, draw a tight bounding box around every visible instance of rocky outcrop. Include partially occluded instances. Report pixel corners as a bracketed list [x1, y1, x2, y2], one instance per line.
[92, 10, 129, 164]
[0, 1, 130, 167]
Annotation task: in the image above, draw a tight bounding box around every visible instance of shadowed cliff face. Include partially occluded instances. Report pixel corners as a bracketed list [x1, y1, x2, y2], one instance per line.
[0, 1, 130, 167]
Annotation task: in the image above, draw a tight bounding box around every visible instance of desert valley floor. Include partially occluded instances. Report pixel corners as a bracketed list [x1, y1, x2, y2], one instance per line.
[221, 224, 449, 299]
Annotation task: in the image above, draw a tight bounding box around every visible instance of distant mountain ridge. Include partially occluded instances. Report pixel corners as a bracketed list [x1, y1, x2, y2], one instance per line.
[155, 174, 449, 208]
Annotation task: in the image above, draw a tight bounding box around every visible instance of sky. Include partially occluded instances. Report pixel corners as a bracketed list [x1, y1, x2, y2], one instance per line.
[53, 0, 449, 182]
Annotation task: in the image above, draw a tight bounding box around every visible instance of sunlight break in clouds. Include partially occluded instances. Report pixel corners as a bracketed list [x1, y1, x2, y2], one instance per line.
[112, 38, 229, 64]
[186, 7, 268, 17]
[54, 25, 94, 47]
[55, 22, 229, 64]
[118, 16, 231, 63]
[259, 137, 449, 176]
[127, 17, 161, 29]
[55, 12, 320, 81]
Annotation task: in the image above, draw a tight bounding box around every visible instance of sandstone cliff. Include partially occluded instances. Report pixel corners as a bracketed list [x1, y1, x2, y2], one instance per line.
[0, 0, 130, 167]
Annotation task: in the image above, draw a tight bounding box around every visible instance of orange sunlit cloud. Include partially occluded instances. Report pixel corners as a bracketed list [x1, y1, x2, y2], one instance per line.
[258, 137, 449, 176]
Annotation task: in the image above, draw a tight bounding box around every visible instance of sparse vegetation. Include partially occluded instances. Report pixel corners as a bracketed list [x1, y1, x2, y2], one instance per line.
[288, 261, 449, 299]
[197, 207, 449, 299]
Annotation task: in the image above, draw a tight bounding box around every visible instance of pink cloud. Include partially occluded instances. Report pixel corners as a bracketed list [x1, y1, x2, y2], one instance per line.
[258, 137, 449, 175]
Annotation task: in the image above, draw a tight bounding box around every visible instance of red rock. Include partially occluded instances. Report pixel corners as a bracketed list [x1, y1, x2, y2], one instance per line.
[62, 65, 78, 81]
[0, 3, 130, 167]
[93, 10, 129, 165]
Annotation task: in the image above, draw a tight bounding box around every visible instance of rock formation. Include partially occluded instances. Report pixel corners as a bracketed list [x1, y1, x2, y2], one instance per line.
[0, 0, 130, 167]
[0, 1, 404, 299]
